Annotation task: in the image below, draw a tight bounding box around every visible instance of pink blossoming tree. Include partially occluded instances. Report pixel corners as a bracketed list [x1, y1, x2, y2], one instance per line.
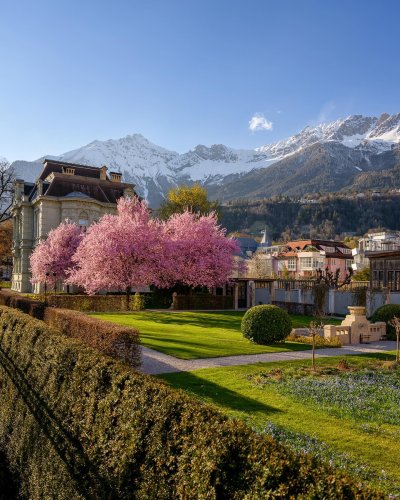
[68, 197, 166, 308]
[30, 220, 83, 289]
[161, 211, 240, 288]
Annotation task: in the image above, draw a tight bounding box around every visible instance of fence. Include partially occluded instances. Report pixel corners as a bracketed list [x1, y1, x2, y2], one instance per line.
[272, 283, 393, 316]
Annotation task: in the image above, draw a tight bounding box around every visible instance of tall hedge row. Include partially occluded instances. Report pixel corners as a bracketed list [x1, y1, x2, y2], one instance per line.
[43, 307, 140, 369]
[0, 306, 380, 499]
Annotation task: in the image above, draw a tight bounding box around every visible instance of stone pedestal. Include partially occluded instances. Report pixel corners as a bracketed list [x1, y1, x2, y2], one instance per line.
[323, 306, 386, 345]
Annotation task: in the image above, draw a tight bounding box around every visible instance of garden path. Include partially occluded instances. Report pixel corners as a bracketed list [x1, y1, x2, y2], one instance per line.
[140, 341, 397, 375]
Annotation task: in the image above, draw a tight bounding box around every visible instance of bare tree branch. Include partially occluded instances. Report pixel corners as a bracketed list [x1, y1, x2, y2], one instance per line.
[0, 159, 14, 223]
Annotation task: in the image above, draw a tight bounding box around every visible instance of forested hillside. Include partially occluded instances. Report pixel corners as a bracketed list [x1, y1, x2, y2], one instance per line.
[221, 192, 400, 240]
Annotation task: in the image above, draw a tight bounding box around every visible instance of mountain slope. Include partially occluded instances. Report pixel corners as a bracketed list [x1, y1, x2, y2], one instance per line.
[8, 112, 400, 206]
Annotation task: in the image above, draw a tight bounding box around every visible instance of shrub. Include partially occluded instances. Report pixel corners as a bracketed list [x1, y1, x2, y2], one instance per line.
[0, 306, 380, 498]
[0, 290, 45, 319]
[371, 304, 400, 340]
[131, 292, 146, 311]
[43, 307, 140, 369]
[286, 332, 342, 347]
[241, 305, 292, 344]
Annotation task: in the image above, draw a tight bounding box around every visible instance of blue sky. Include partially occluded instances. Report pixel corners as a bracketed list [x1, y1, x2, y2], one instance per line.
[1, 0, 399, 161]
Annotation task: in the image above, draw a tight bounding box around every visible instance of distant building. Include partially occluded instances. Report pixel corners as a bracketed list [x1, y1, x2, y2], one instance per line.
[368, 250, 400, 291]
[249, 239, 353, 279]
[12, 159, 136, 293]
[352, 230, 400, 271]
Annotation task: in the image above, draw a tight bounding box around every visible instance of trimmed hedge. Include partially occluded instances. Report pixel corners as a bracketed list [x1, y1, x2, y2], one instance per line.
[43, 308, 141, 369]
[0, 291, 141, 368]
[371, 304, 400, 340]
[0, 289, 45, 319]
[172, 293, 234, 310]
[242, 305, 292, 344]
[45, 293, 146, 312]
[0, 290, 147, 313]
[0, 306, 381, 498]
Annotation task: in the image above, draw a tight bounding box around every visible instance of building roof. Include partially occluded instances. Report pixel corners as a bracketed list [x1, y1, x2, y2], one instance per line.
[21, 160, 136, 206]
[234, 237, 258, 259]
[39, 159, 104, 181]
[366, 250, 400, 259]
[42, 173, 131, 204]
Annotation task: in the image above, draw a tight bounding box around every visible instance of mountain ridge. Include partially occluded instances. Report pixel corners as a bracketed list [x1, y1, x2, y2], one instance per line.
[9, 112, 400, 207]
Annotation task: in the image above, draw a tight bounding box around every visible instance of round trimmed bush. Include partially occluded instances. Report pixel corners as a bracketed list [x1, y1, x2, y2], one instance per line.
[371, 304, 400, 340]
[241, 305, 292, 344]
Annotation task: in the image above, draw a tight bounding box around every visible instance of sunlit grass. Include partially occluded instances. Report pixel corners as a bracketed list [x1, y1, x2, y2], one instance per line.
[91, 311, 339, 359]
[159, 353, 400, 494]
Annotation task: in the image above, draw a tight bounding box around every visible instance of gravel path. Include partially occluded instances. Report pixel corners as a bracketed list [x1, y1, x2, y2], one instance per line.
[140, 341, 397, 375]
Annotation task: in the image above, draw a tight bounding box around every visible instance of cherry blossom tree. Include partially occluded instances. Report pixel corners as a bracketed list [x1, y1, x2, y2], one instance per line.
[30, 220, 83, 289]
[66, 198, 239, 308]
[161, 211, 240, 289]
[68, 197, 165, 308]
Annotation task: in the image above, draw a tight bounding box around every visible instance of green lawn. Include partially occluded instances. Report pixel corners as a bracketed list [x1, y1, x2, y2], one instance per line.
[159, 353, 400, 494]
[91, 311, 340, 359]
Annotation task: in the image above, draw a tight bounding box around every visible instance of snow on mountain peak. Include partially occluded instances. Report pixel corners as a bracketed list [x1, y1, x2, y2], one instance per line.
[8, 113, 400, 207]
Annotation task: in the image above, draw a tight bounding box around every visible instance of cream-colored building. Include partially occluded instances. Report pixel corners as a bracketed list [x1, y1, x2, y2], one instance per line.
[12, 159, 136, 293]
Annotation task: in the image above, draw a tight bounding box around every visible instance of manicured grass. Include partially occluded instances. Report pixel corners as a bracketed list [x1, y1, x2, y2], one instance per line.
[159, 353, 400, 494]
[91, 311, 340, 359]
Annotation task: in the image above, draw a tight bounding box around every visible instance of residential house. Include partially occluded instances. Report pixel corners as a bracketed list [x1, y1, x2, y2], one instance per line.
[254, 239, 353, 279]
[352, 230, 400, 271]
[369, 250, 400, 291]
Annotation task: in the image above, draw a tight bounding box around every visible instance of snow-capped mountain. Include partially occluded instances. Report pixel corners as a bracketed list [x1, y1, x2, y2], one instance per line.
[9, 112, 400, 206]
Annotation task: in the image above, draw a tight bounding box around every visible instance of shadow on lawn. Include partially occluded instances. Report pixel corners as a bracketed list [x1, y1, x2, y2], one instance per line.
[132, 311, 244, 330]
[160, 371, 282, 416]
[142, 333, 311, 359]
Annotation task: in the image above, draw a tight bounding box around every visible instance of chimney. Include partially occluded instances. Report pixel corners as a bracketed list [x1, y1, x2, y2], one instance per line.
[100, 165, 108, 180]
[110, 172, 122, 183]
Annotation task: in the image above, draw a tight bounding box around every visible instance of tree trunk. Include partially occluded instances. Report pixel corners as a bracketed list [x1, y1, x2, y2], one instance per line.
[312, 335, 316, 371]
[126, 286, 131, 311]
[397, 332, 399, 363]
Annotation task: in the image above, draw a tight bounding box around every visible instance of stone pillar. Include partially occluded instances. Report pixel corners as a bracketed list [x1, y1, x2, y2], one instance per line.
[248, 281, 255, 308]
[385, 286, 391, 305]
[234, 283, 239, 310]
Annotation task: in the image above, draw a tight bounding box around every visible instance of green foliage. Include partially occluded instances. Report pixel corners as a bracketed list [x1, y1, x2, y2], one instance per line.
[286, 333, 342, 347]
[371, 304, 400, 340]
[241, 305, 292, 344]
[158, 183, 219, 220]
[0, 306, 377, 498]
[44, 307, 141, 368]
[131, 292, 146, 311]
[221, 193, 400, 240]
[352, 267, 370, 281]
[0, 281, 11, 288]
[93, 311, 311, 359]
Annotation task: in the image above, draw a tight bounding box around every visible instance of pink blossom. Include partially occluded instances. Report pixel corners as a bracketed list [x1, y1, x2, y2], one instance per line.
[30, 220, 83, 285]
[161, 211, 240, 288]
[68, 197, 166, 294]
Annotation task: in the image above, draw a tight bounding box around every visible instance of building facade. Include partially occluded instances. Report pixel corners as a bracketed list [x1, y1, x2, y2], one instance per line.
[12, 159, 136, 293]
[369, 250, 400, 291]
[249, 239, 353, 279]
[352, 230, 400, 271]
